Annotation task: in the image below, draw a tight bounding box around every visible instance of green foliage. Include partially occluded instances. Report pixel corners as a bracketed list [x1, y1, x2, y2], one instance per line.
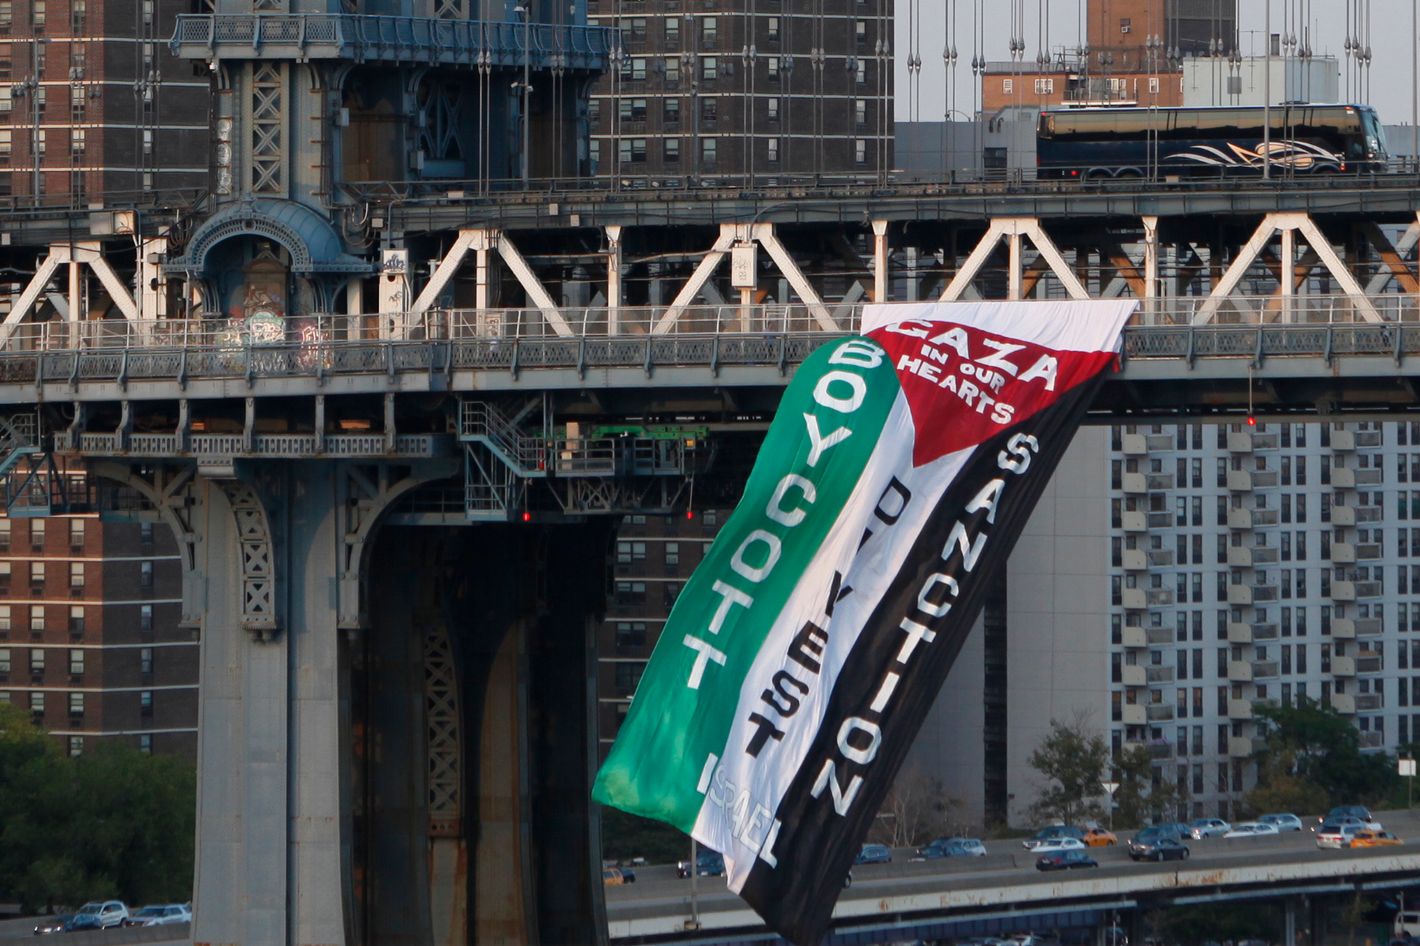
[1028, 716, 1109, 825]
[1113, 743, 1181, 829]
[1251, 698, 1399, 809]
[1153, 902, 1281, 944]
[0, 708, 195, 912]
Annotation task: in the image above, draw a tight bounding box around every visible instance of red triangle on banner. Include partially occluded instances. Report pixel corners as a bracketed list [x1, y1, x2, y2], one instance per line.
[867, 321, 1117, 467]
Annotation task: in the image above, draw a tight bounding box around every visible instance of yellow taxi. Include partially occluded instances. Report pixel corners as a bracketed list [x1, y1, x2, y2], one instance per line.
[1084, 828, 1118, 847]
[1349, 830, 1403, 848]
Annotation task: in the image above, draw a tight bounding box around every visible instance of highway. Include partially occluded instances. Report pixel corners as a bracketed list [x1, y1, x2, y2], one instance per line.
[606, 809, 1420, 939]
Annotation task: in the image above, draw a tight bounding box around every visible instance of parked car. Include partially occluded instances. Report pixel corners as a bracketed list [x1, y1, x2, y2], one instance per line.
[856, 843, 893, 864]
[65, 901, 129, 931]
[1036, 849, 1099, 871]
[124, 903, 192, 926]
[1350, 830, 1404, 848]
[1083, 828, 1118, 847]
[1188, 818, 1231, 839]
[1128, 836, 1191, 862]
[676, 850, 724, 878]
[1316, 822, 1366, 849]
[32, 915, 71, 935]
[1318, 806, 1383, 831]
[1224, 821, 1281, 839]
[1258, 813, 1305, 832]
[1032, 837, 1088, 854]
[1022, 826, 1086, 850]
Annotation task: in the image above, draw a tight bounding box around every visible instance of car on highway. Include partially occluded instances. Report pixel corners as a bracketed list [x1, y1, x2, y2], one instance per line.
[1188, 818, 1231, 839]
[1031, 836, 1088, 854]
[603, 866, 634, 885]
[1258, 813, 1304, 832]
[676, 850, 724, 878]
[856, 842, 893, 864]
[1318, 806, 1383, 831]
[124, 903, 192, 926]
[913, 837, 988, 860]
[1036, 848, 1098, 871]
[1083, 827, 1118, 847]
[1224, 821, 1281, 839]
[1316, 822, 1366, 849]
[32, 915, 71, 935]
[1127, 835, 1190, 862]
[1022, 825, 1086, 850]
[65, 900, 129, 931]
[1349, 830, 1404, 848]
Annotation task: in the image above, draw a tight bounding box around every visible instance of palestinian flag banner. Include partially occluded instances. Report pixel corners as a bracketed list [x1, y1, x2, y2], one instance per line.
[593, 300, 1136, 944]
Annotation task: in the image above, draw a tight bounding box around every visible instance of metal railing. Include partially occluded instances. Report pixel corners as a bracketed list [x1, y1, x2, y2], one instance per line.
[0, 297, 1418, 391]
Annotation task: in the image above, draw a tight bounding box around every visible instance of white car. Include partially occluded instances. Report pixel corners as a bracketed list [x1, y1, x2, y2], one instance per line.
[1316, 822, 1365, 849]
[1258, 813, 1304, 832]
[125, 903, 192, 926]
[1224, 821, 1280, 839]
[1030, 836, 1087, 854]
[1188, 818, 1232, 839]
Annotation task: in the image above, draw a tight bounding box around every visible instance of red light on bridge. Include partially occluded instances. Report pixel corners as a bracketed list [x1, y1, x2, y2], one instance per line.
[521, 511, 532, 523]
[685, 510, 696, 521]
[1247, 416, 1256, 427]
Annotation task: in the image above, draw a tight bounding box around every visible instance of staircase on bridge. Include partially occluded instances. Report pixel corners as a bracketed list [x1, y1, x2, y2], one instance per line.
[0, 413, 95, 517]
[458, 398, 703, 520]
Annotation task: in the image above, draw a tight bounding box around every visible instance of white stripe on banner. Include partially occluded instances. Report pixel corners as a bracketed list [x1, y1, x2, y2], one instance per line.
[859, 300, 1138, 354]
[694, 391, 973, 892]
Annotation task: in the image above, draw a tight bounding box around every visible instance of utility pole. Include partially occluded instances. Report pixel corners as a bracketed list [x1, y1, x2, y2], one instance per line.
[515, 3, 531, 186]
[1263, 0, 1271, 181]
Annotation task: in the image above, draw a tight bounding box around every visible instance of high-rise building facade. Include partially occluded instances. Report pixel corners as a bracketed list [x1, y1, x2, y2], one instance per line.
[0, 512, 195, 756]
[587, 0, 894, 181]
[0, 0, 208, 206]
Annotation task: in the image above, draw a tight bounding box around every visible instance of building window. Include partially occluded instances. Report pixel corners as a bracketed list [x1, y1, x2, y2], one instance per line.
[29, 606, 43, 636]
[766, 16, 780, 42]
[68, 519, 84, 550]
[140, 690, 153, 716]
[855, 99, 867, 127]
[70, 128, 84, 159]
[139, 522, 154, 549]
[29, 647, 44, 679]
[68, 736, 83, 757]
[1034, 77, 1054, 94]
[1149, 76, 1161, 94]
[701, 16, 717, 49]
[70, 0, 84, 30]
[617, 98, 647, 123]
[855, 19, 867, 46]
[30, 690, 44, 721]
[614, 662, 644, 696]
[68, 606, 83, 637]
[140, 605, 153, 633]
[701, 137, 717, 166]
[1002, 78, 1014, 95]
[664, 15, 679, 47]
[665, 542, 680, 567]
[140, 646, 153, 675]
[31, 0, 44, 30]
[0, 605, 10, 635]
[0, 1, 11, 28]
[0, 519, 9, 550]
[855, 139, 868, 164]
[701, 56, 718, 81]
[664, 138, 680, 163]
[617, 137, 647, 163]
[68, 691, 83, 720]
[767, 137, 780, 163]
[700, 97, 717, 125]
[29, 561, 44, 593]
[615, 622, 647, 650]
[69, 562, 84, 592]
[0, 562, 10, 592]
[139, 734, 152, 754]
[0, 648, 9, 676]
[67, 647, 83, 678]
[664, 57, 680, 84]
[29, 519, 44, 551]
[767, 97, 779, 121]
[140, 561, 153, 591]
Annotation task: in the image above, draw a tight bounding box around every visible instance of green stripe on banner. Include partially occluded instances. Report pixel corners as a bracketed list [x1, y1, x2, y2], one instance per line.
[592, 337, 901, 833]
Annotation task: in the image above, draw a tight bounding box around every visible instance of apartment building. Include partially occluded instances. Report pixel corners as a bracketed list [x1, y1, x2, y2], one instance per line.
[587, 0, 894, 180]
[0, 0, 208, 206]
[0, 512, 195, 757]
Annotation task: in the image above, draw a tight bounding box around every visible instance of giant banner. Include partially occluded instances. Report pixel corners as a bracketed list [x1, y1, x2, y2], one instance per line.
[593, 300, 1136, 944]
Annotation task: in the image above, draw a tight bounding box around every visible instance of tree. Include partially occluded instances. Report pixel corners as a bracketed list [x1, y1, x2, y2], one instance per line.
[1243, 746, 1328, 817]
[1113, 743, 1181, 829]
[1253, 698, 1398, 807]
[872, 770, 959, 847]
[1028, 715, 1109, 825]
[0, 708, 195, 911]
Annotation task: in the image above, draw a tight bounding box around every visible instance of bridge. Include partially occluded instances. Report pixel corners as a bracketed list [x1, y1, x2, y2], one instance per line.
[607, 810, 1420, 946]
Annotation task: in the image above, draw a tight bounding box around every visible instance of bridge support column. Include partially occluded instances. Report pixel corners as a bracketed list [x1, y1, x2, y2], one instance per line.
[1284, 897, 1297, 946]
[606, 225, 623, 333]
[872, 219, 889, 303]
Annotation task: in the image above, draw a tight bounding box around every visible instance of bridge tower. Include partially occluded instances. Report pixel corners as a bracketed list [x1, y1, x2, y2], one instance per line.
[151, 1, 615, 944]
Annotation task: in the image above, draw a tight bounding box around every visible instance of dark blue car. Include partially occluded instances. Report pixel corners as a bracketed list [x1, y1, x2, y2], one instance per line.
[855, 843, 892, 865]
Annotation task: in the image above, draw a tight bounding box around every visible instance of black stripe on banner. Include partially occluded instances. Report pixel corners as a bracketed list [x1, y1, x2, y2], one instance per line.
[739, 378, 1107, 946]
